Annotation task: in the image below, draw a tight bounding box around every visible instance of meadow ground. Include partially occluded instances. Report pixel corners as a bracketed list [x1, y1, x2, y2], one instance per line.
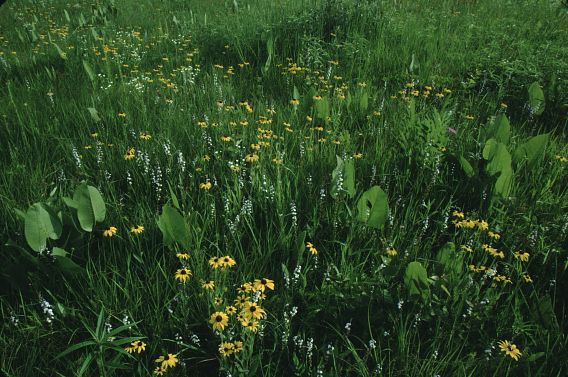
[1, 0, 568, 376]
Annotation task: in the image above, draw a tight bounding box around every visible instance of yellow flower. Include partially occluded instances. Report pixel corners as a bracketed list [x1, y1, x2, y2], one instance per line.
[201, 154, 210, 161]
[460, 245, 473, 253]
[245, 154, 259, 162]
[118, 112, 126, 117]
[386, 247, 397, 257]
[202, 280, 215, 290]
[153, 366, 166, 376]
[221, 255, 236, 268]
[130, 225, 144, 234]
[230, 164, 241, 172]
[209, 311, 229, 331]
[233, 340, 243, 352]
[139, 132, 152, 140]
[124, 147, 135, 160]
[125, 340, 146, 353]
[226, 306, 238, 315]
[242, 302, 266, 320]
[199, 182, 212, 190]
[488, 231, 501, 240]
[452, 210, 465, 219]
[176, 252, 189, 260]
[219, 341, 235, 357]
[522, 274, 533, 284]
[514, 251, 530, 262]
[240, 319, 259, 332]
[234, 295, 251, 307]
[174, 268, 192, 283]
[465, 115, 475, 120]
[103, 226, 118, 237]
[353, 152, 363, 159]
[221, 136, 232, 142]
[475, 220, 489, 231]
[254, 278, 275, 292]
[214, 297, 223, 306]
[306, 241, 318, 255]
[209, 256, 222, 269]
[498, 340, 522, 361]
[290, 99, 300, 105]
[155, 353, 178, 369]
[313, 95, 322, 101]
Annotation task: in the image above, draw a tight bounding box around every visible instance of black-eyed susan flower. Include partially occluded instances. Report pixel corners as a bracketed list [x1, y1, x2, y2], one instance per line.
[245, 154, 259, 163]
[488, 231, 501, 240]
[241, 319, 259, 332]
[139, 132, 152, 140]
[522, 274, 533, 284]
[199, 182, 212, 190]
[174, 268, 192, 283]
[208, 256, 222, 269]
[226, 305, 237, 315]
[103, 226, 118, 237]
[233, 340, 243, 352]
[498, 340, 522, 361]
[313, 95, 322, 101]
[130, 225, 144, 234]
[125, 340, 146, 353]
[221, 255, 236, 268]
[124, 147, 135, 160]
[254, 278, 275, 292]
[209, 311, 229, 331]
[176, 252, 189, 260]
[154, 366, 166, 376]
[476, 220, 489, 231]
[460, 245, 473, 253]
[242, 302, 265, 320]
[290, 99, 300, 105]
[306, 242, 318, 255]
[155, 353, 178, 369]
[353, 152, 363, 159]
[452, 210, 465, 219]
[514, 251, 530, 262]
[386, 247, 398, 257]
[118, 112, 126, 117]
[214, 297, 223, 306]
[234, 295, 250, 307]
[219, 341, 235, 357]
[202, 280, 215, 290]
[221, 136, 232, 142]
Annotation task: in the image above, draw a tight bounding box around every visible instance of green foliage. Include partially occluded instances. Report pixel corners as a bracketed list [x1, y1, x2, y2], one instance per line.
[528, 81, 545, 116]
[24, 203, 62, 252]
[73, 183, 106, 232]
[356, 186, 389, 229]
[404, 261, 430, 301]
[330, 156, 355, 199]
[157, 204, 191, 249]
[513, 133, 549, 168]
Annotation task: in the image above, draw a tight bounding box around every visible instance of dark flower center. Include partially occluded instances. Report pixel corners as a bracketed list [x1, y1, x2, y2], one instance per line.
[261, 279, 267, 284]
[250, 306, 257, 312]
[216, 315, 223, 322]
[181, 270, 187, 275]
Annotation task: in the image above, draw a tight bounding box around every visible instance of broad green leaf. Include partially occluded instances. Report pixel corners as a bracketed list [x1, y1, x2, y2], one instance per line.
[435, 242, 462, 276]
[344, 159, 355, 198]
[87, 107, 101, 122]
[62, 196, 78, 209]
[55, 255, 85, 276]
[528, 82, 545, 116]
[52, 247, 67, 257]
[485, 114, 510, 144]
[483, 139, 511, 176]
[157, 204, 191, 249]
[513, 133, 549, 167]
[458, 155, 475, 177]
[73, 183, 106, 232]
[356, 186, 389, 229]
[404, 261, 430, 300]
[494, 167, 513, 197]
[24, 203, 62, 252]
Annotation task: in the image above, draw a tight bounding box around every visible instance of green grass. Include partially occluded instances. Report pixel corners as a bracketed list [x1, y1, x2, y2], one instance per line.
[1, 0, 568, 376]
